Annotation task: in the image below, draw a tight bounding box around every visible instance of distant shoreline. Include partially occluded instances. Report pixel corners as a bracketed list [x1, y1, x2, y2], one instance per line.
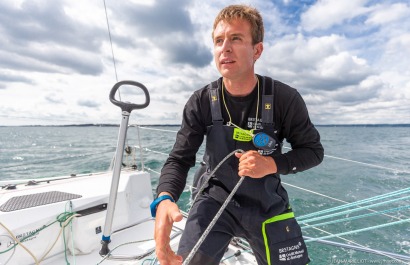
[1, 124, 409, 128]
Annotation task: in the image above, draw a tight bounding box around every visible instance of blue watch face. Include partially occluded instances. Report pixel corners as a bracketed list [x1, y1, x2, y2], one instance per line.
[253, 133, 270, 147]
[252, 132, 277, 153]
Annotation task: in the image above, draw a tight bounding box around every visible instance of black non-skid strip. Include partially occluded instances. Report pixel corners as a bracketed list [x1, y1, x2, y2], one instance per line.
[0, 191, 82, 212]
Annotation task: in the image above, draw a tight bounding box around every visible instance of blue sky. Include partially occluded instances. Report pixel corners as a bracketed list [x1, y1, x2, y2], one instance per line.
[0, 0, 409, 125]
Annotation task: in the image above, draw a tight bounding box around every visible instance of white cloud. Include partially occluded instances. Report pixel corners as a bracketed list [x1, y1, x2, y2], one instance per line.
[365, 2, 410, 25]
[258, 34, 372, 92]
[301, 0, 370, 31]
[0, 0, 409, 126]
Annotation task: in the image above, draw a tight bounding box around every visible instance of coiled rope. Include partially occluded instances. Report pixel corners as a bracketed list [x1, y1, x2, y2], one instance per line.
[0, 210, 80, 265]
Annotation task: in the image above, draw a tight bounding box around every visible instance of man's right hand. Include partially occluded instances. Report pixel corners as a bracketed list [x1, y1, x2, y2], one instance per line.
[154, 192, 184, 265]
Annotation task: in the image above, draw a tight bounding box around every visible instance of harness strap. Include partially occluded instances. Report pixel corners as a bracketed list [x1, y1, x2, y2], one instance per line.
[208, 80, 223, 123]
[261, 76, 275, 126]
[208, 76, 275, 126]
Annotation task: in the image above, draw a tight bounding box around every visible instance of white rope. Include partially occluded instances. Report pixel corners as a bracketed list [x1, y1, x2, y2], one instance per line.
[183, 149, 245, 265]
[0, 222, 40, 264]
[183, 177, 245, 265]
[0, 213, 80, 265]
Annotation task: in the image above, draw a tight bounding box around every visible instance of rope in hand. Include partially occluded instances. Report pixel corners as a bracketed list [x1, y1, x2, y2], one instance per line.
[183, 149, 245, 265]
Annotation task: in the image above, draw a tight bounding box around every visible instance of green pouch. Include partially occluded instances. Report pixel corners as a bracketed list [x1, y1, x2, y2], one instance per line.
[262, 212, 310, 264]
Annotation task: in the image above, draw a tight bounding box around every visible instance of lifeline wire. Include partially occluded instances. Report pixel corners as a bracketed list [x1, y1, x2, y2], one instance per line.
[138, 126, 409, 174]
[183, 149, 245, 265]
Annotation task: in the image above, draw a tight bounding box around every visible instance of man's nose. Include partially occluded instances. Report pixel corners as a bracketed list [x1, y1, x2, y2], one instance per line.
[221, 39, 232, 53]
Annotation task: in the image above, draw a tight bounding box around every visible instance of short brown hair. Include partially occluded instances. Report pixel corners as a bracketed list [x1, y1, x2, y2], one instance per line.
[212, 4, 264, 45]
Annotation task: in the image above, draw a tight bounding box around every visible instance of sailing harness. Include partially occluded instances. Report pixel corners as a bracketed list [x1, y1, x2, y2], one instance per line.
[182, 76, 309, 264]
[210, 75, 279, 156]
[220, 77, 278, 153]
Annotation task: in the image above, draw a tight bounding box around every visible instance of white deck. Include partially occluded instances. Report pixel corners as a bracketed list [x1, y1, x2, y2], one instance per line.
[0, 170, 257, 265]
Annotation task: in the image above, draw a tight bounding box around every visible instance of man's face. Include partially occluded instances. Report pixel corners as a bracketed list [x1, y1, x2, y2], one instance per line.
[213, 19, 262, 81]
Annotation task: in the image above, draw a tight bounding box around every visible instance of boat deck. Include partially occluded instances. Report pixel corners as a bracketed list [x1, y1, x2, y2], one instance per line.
[0, 170, 257, 265]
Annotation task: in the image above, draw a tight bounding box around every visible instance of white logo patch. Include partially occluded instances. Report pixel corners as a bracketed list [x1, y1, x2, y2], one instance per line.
[278, 242, 304, 261]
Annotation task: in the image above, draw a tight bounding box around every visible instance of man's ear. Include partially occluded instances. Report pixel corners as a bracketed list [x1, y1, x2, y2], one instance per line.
[254, 42, 263, 62]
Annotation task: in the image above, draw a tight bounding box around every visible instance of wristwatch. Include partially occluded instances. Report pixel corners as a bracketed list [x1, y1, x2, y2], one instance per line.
[150, 195, 175, 217]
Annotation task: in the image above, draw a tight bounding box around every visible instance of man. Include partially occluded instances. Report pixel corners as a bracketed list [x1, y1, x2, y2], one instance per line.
[151, 4, 324, 265]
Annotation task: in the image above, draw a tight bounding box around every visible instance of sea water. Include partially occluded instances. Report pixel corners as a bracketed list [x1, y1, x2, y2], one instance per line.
[0, 125, 409, 264]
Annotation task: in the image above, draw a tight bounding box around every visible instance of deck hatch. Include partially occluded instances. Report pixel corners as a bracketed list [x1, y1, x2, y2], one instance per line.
[0, 191, 82, 212]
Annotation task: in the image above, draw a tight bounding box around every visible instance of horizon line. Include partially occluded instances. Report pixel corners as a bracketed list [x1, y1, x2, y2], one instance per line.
[1, 123, 409, 127]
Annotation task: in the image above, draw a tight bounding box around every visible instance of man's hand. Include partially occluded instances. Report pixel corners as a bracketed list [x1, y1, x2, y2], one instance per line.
[154, 192, 183, 265]
[235, 150, 277, 178]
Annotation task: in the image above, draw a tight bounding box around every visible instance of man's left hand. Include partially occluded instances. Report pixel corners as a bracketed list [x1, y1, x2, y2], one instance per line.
[235, 150, 277, 178]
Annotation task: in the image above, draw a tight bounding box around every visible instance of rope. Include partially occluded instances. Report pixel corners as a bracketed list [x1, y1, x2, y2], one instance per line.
[67, 202, 77, 265]
[283, 183, 409, 223]
[39, 212, 81, 264]
[301, 205, 410, 229]
[0, 211, 80, 265]
[0, 222, 40, 264]
[103, 0, 118, 83]
[298, 187, 410, 220]
[302, 222, 409, 264]
[183, 149, 245, 265]
[305, 218, 410, 242]
[299, 195, 410, 224]
[96, 238, 155, 265]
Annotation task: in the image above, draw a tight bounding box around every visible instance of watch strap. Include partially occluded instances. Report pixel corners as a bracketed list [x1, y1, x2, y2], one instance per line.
[150, 195, 175, 217]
